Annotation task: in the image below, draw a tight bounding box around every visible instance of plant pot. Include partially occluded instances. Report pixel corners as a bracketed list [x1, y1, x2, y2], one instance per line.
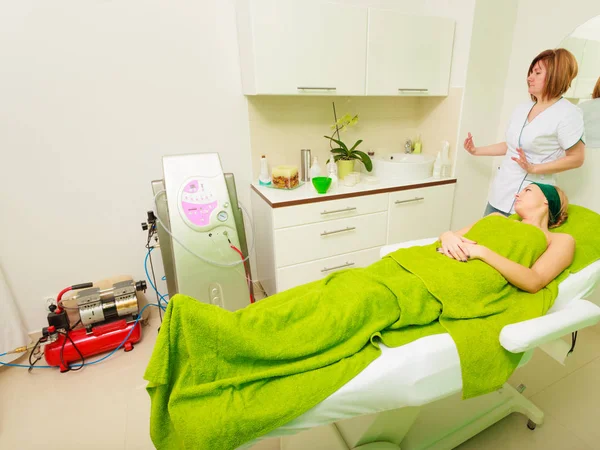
[337, 160, 355, 180]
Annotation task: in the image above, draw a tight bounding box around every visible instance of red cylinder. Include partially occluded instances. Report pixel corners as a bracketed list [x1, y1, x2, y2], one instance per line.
[44, 319, 142, 372]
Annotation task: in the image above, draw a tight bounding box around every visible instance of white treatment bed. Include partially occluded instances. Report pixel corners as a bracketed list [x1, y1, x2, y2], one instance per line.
[244, 238, 600, 450]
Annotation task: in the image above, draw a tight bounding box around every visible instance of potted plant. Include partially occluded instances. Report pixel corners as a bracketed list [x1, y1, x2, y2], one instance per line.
[324, 102, 372, 180]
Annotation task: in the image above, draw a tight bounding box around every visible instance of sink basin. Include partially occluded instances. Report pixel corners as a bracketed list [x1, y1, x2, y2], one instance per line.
[372, 153, 435, 182]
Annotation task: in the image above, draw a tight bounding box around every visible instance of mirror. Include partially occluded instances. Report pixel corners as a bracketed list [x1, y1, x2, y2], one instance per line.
[557, 15, 600, 216]
[560, 15, 600, 148]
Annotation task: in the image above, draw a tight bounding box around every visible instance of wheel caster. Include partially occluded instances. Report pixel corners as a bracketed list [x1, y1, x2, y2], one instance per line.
[527, 419, 537, 430]
[124, 342, 134, 352]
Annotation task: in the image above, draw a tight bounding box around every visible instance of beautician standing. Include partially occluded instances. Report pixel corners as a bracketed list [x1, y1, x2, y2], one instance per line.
[464, 49, 586, 216]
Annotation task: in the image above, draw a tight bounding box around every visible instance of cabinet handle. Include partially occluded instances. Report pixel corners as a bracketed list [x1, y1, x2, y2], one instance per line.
[320, 226, 356, 237]
[398, 88, 428, 92]
[321, 207, 357, 215]
[394, 197, 425, 205]
[321, 261, 355, 273]
[297, 87, 337, 91]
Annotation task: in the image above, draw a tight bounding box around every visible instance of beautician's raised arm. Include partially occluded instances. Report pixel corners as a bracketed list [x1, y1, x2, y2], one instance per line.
[529, 141, 585, 175]
[471, 142, 508, 156]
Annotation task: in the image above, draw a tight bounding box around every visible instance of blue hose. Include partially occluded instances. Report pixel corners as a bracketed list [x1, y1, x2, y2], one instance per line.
[145, 248, 169, 309]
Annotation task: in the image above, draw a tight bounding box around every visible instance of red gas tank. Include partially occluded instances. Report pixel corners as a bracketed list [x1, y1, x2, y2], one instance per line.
[44, 319, 142, 372]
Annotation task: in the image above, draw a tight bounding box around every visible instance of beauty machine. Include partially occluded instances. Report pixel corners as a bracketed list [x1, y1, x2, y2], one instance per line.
[151, 153, 253, 311]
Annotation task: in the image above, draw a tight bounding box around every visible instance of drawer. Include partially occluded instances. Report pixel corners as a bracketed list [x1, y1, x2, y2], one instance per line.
[276, 247, 382, 292]
[272, 193, 388, 229]
[274, 211, 388, 267]
[387, 184, 455, 244]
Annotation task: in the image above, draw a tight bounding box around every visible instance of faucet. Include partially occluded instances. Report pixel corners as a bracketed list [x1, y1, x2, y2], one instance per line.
[404, 139, 413, 154]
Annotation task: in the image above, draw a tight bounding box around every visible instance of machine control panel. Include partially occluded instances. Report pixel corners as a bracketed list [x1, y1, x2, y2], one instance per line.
[179, 178, 220, 229]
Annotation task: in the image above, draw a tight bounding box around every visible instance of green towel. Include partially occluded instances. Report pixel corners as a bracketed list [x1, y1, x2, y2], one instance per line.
[511, 204, 600, 282]
[387, 215, 555, 399]
[145, 207, 600, 450]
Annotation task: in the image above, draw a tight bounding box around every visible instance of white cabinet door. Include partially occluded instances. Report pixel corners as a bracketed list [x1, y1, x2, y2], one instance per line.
[276, 247, 381, 292]
[272, 193, 388, 229]
[274, 212, 388, 267]
[248, 0, 368, 95]
[387, 184, 455, 244]
[366, 10, 455, 96]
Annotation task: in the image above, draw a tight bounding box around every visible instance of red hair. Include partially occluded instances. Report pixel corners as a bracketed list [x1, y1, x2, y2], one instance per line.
[528, 49, 578, 101]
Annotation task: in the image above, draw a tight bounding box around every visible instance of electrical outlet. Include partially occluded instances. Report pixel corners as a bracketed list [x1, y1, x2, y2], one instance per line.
[43, 296, 55, 313]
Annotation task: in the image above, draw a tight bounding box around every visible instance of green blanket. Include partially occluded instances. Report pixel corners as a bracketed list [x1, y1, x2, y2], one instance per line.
[145, 206, 600, 450]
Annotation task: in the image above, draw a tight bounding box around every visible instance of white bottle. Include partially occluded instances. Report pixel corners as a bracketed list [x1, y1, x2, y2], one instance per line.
[327, 159, 338, 191]
[258, 155, 271, 186]
[433, 151, 442, 179]
[440, 141, 451, 178]
[309, 156, 322, 179]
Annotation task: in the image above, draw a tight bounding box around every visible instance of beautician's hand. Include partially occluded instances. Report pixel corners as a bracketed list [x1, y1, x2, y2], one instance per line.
[511, 148, 534, 173]
[439, 231, 477, 262]
[463, 132, 477, 155]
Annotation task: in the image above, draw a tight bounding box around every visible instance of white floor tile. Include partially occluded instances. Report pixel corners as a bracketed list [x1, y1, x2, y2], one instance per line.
[508, 326, 600, 399]
[2, 310, 600, 450]
[248, 438, 281, 450]
[0, 319, 162, 450]
[530, 358, 600, 449]
[455, 412, 593, 450]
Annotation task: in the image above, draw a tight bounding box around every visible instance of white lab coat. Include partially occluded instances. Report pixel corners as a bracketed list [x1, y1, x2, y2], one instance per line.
[488, 98, 585, 213]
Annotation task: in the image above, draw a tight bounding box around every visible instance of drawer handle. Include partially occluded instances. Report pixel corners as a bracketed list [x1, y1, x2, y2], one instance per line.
[320, 226, 356, 237]
[297, 86, 337, 91]
[394, 197, 425, 205]
[321, 207, 357, 215]
[398, 88, 429, 92]
[321, 261, 355, 273]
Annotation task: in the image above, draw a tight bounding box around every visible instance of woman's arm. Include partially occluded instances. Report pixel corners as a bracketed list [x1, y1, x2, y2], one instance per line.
[464, 133, 508, 156]
[464, 234, 575, 293]
[530, 141, 585, 174]
[513, 141, 585, 175]
[439, 213, 504, 261]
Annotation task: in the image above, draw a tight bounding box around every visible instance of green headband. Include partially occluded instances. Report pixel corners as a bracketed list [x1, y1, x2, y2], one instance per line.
[530, 182, 561, 225]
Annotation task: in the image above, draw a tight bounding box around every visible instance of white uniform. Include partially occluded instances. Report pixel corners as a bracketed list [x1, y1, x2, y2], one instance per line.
[488, 98, 585, 213]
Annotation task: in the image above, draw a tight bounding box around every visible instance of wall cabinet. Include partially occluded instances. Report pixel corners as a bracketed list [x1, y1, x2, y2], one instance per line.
[236, 0, 368, 96]
[236, 0, 455, 96]
[366, 10, 455, 96]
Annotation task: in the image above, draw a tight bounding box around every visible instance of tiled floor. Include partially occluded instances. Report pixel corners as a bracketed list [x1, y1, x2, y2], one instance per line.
[2, 307, 600, 449]
[456, 321, 600, 450]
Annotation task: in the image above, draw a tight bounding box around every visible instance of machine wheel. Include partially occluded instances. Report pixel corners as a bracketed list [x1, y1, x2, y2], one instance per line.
[527, 419, 537, 430]
[124, 342, 134, 352]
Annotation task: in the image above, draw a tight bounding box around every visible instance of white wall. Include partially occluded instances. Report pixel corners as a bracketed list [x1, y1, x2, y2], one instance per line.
[450, 0, 519, 229]
[0, 0, 253, 332]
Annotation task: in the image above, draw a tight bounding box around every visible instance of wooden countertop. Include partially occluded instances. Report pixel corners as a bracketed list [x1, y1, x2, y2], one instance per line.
[251, 177, 457, 208]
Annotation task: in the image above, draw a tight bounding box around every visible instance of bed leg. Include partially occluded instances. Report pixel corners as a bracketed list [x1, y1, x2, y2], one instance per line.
[503, 383, 544, 428]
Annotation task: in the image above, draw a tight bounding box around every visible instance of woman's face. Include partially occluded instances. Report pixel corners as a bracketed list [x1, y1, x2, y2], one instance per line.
[527, 61, 547, 99]
[514, 184, 547, 216]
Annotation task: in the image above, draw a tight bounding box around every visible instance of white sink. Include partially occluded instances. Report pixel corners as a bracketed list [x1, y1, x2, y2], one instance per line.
[372, 153, 435, 182]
